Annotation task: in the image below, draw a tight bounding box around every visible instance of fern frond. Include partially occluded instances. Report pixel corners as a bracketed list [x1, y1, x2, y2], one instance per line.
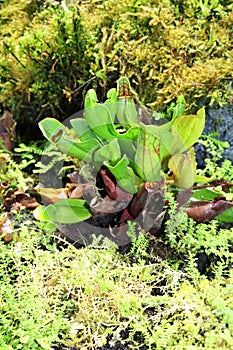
[14, 141, 45, 157]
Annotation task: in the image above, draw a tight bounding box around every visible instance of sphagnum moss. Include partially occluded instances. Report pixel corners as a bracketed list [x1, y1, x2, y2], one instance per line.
[0, 0, 233, 137]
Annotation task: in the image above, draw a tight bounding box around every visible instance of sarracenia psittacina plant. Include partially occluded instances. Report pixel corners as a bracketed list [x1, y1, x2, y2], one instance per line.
[35, 77, 205, 224]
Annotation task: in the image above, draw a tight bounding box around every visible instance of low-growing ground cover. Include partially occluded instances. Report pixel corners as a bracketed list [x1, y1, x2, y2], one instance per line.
[1, 200, 233, 349]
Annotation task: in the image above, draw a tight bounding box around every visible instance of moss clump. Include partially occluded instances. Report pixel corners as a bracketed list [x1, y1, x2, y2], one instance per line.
[0, 0, 233, 141]
[80, 0, 233, 109]
[0, 1, 90, 141]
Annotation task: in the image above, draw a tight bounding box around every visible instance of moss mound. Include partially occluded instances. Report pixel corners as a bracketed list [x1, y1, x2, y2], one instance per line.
[0, 0, 232, 140]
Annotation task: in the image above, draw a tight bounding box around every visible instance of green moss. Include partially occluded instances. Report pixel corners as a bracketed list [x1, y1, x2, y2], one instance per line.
[0, 0, 232, 136]
[1, 216, 233, 349]
[0, 1, 90, 136]
[81, 0, 233, 109]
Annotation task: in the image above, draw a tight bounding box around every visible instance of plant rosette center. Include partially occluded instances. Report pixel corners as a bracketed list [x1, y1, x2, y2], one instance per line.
[34, 77, 206, 246]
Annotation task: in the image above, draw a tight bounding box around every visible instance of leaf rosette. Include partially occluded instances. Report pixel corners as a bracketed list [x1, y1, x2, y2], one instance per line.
[35, 77, 206, 245]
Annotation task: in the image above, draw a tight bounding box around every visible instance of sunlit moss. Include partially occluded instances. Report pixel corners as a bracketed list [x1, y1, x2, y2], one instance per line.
[0, 0, 232, 132]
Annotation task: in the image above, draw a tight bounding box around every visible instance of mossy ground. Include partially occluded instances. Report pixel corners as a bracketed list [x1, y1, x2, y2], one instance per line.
[1, 1, 233, 349]
[1, 145, 233, 349]
[0, 0, 233, 142]
[1, 203, 233, 349]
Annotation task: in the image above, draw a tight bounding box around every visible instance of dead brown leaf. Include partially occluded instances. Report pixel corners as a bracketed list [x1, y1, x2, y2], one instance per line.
[0, 110, 16, 151]
[4, 189, 40, 211]
[185, 198, 233, 223]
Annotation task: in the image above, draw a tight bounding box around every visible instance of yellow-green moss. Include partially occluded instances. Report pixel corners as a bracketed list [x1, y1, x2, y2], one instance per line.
[0, 0, 232, 131]
[80, 1, 233, 109]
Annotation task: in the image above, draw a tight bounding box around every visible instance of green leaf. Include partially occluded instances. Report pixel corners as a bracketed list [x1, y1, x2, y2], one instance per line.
[39, 118, 66, 143]
[34, 199, 92, 224]
[84, 88, 98, 107]
[20, 335, 30, 344]
[112, 124, 139, 140]
[192, 188, 220, 201]
[93, 139, 121, 163]
[216, 207, 233, 223]
[134, 126, 161, 182]
[116, 77, 138, 124]
[54, 136, 101, 162]
[104, 88, 117, 122]
[171, 107, 205, 153]
[172, 95, 186, 119]
[104, 156, 139, 193]
[39, 117, 100, 161]
[84, 89, 116, 141]
[71, 118, 99, 141]
[168, 148, 196, 189]
[118, 138, 137, 161]
[117, 98, 138, 124]
[142, 124, 175, 162]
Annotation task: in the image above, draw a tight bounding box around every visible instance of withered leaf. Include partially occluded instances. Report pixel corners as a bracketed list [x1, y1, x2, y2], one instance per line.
[34, 183, 96, 204]
[185, 198, 233, 223]
[33, 187, 68, 204]
[90, 189, 133, 216]
[0, 110, 16, 151]
[4, 189, 40, 211]
[66, 183, 96, 199]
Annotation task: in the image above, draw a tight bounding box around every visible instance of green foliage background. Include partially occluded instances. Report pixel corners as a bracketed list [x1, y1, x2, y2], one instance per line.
[1, 2, 233, 349]
[0, 0, 233, 141]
